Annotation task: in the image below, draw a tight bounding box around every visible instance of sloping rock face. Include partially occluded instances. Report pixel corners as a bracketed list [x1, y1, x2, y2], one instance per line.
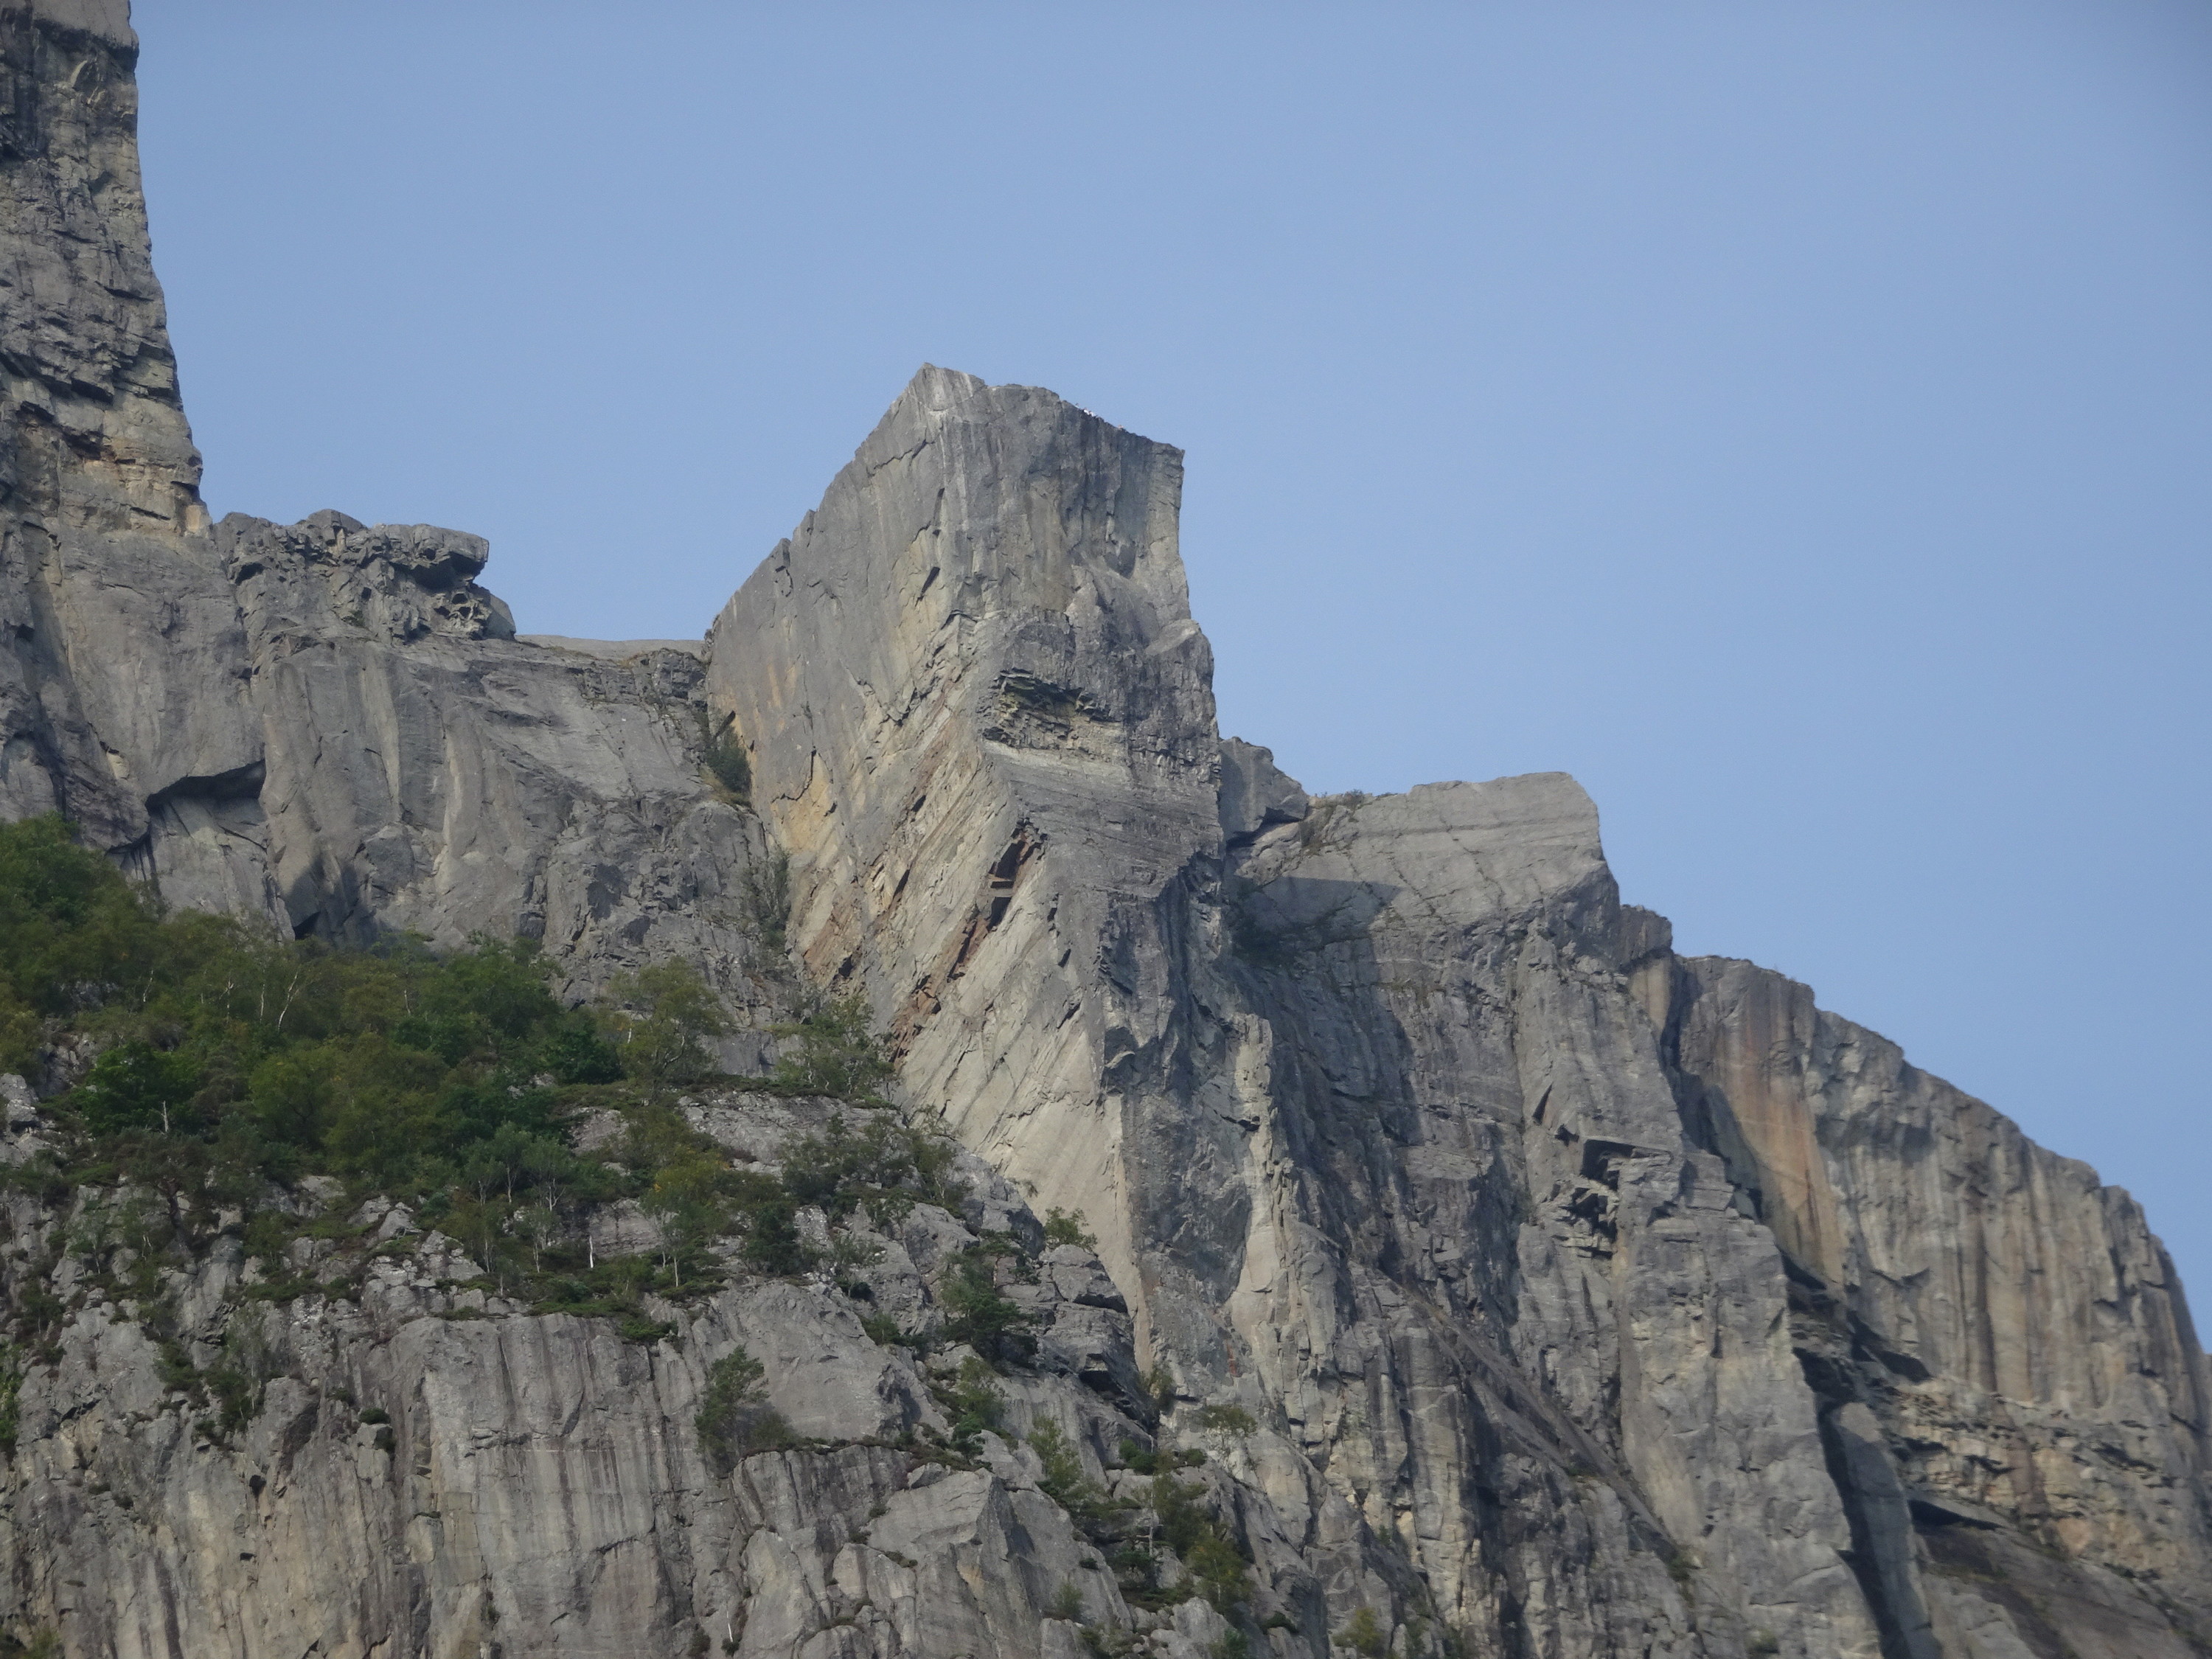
[0, 1095, 1177, 1659]
[0, 1, 774, 1012]
[0, 5, 2206, 1658]
[1654, 956, 2212, 1657]
[703, 364, 2212, 1655]
[706, 365, 1219, 1290]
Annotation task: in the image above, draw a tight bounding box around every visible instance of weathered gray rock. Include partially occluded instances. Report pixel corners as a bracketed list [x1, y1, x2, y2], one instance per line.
[0, 1088, 1192, 1659]
[706, 369, 2211, 1656]
[0, 7, 2205, 1656]
[1655, 952, 2212, 1655]
[0, 1, 778, 1015]
[1217, 736, 1308, 846]
[206, 507, 776, 1012]
[707, 364, 1220, 1294]
[0, 0, 255, 858]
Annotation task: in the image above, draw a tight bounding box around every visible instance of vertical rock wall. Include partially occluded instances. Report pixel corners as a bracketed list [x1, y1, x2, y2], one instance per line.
[0, 0, 254, 858]
[706, 366, 1222, 1295]
[1658, 955, 2212, 1655]
[0, 1, 776, 1008]
[0, 4, 2204, 1655]
[709, 366, 2212, 1657]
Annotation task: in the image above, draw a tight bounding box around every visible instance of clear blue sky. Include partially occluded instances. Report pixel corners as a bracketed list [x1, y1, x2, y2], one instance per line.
[133, 3, 2212, 1302]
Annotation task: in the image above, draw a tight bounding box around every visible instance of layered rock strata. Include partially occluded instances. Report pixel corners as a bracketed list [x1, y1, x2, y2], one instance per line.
[0, 4, 2205, 1656]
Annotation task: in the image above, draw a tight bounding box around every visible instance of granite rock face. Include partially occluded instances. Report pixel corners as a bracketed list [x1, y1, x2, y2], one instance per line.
[706, 364, 1220, 1293]
[0, 2, 776, 1012]
[0, 5, 2206, 1657]
[702, 371, 2211, 1656]
[0, 1093, 1195, 1659]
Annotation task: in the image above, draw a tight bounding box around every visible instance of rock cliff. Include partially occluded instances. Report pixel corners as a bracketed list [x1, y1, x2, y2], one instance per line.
[0, 4, 2205, 1657]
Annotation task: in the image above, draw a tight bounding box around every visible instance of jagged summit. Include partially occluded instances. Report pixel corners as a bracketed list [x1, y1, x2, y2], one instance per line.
[0, 8, 2205, 1658]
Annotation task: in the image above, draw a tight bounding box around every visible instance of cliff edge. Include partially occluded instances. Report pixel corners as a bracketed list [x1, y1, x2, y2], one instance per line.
[0, 6, 2203, 1657]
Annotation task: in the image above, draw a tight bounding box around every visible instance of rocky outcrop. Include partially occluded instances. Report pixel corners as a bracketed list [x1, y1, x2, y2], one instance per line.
[706, 364, 1220, 1295]
[0, 0, 253, 859]
[699, 366, 2212, 1656]
[201, 508, 774, 1015]
[0, 4, 2205, 1656]
[0, 1093, 1202, 1659]
[0, 1, 771, 1012]
[1655, 954, 2212, 1657]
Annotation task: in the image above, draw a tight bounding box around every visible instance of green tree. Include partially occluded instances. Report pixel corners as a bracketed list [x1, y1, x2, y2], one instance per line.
[0, 1343, 22, 1453]
[696, 1346, 789, 1472]
[246, 1047, 330, 1146]
[738, 1192, 810, 1276]
[540, 1023, 622, 1085]
[702, 715, 751, 800]
[1029, 1418, 1108, 1518]
[1335, 1607, 1387, 1658]
[769, 996, 893, 1102]
[75, 1041, 201, 1134]
[0, 815, 157, 1069]
[608, 962, 727, 1087]
[1150, 1474, 1251, 1613]
[1194, 1402, 1257, 1436]
[940, 1248, 1034, 1363]
[781, 1115, 915, 1213]
[645, 1147, 731, 1289]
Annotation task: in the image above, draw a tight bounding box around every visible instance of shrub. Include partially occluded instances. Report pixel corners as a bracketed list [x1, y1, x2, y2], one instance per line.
[1335, 1607, 1387, 1658]
[205, 1308, 281, 1441]
[540, 1023, 622, 1085]
[860, 1312, 907, 1348]
[939, 1248, 1034, 1363]
[742, 850, 790, 954]
[703, 717, 751, 799]
[1195, 1402, 1257, 1436]
[76, 1042, 202, 1135]
[737, 1194, 811, 1276]
[1150, 1474, 1251, 1613]
[1029, 1419, 1107, 1517]
[740, 1098, 961, 1245]
[0, 1344, 21, 1453]
[0, 816, 156, 1068]
[696, 1346, 790, 1472]
[768, 996, 893, 1103]
[1043, 1207, 1097, 1248]
[943, 1355, 1004, 1452]
[782, 1115, 914, 1214]
[1143, 1364, 1177, 1413]
[1048, 1582, 1086, 1622]
[0, 819, 629, 1204]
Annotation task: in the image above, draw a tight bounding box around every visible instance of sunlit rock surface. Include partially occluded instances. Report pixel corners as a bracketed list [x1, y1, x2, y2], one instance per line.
[0, 4, 2205, 1655]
